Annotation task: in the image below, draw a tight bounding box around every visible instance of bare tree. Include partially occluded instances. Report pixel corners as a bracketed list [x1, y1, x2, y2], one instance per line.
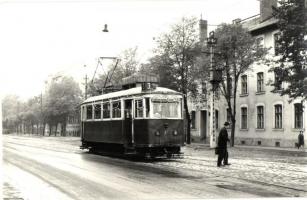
[153, 16, 200, 144]
[214, 23, 267, 146]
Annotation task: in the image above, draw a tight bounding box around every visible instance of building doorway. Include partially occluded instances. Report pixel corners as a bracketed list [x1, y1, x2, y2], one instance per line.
[200, 110, 207, 143]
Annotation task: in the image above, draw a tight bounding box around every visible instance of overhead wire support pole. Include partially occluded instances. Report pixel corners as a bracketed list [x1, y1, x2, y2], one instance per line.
[84, 65, 88, 100]
[207, 31, 219, 149]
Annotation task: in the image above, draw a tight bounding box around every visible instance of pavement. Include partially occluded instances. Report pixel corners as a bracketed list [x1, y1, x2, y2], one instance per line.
[186, 142, 307, 155]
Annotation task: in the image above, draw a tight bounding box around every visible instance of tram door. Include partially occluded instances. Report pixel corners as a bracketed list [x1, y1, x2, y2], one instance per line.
[124, 99, 133, 147]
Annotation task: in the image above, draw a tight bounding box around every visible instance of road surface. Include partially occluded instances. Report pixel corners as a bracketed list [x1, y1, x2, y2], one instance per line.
[3, 135, 307, 199]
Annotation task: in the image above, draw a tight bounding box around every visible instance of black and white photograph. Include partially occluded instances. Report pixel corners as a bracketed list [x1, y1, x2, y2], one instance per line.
[1, 0, 306, 199]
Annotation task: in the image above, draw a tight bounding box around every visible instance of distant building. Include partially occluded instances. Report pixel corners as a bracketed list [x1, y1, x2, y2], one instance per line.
[189, 0, 306, 147]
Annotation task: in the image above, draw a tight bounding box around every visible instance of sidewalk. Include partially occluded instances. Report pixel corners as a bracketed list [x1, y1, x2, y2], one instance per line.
[186, 142, 307, 155]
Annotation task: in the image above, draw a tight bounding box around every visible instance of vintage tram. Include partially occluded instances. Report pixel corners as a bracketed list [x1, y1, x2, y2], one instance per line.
[80, 75, 184, 158]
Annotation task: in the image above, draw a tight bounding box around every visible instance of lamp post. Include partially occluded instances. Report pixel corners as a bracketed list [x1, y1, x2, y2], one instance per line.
[207, 31, 222, 148]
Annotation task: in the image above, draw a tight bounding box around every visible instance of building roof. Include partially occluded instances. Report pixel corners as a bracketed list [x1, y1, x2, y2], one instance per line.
[242, 16, 278, 34]
[82, 86, 182, 104]
[248, 18, 278, 32]
[121, 74, 159, 86]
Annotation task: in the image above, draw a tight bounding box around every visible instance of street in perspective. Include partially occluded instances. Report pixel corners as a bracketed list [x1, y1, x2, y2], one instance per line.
[3, 134, 307, 199]
[1, 0, 307, 199]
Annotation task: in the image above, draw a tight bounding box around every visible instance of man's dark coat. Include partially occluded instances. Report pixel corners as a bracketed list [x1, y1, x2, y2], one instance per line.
[218, 127, 229, 148]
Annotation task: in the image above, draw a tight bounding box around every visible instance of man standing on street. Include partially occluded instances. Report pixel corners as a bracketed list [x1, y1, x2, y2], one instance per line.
[217, 122, 231, 167]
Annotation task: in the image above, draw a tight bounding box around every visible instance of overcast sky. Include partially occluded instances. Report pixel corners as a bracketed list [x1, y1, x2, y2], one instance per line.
[0, 0, 259, 100]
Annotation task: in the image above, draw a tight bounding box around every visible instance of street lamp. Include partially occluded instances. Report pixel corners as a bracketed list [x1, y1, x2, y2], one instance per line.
[102, 24, 109, 32]
[207, 31, 222, 148]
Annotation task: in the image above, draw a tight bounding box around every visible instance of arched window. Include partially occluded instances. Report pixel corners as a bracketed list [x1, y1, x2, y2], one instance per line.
[241, 107, 248, 129]
[257, 105, 264, 129]
[274, 104, 282, 129]
[241, 75, 248, 95]
[257, 72, 264, 92]
[294, 103, 303, 129]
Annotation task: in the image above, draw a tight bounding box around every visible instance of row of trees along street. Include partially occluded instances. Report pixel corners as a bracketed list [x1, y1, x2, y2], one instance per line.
[2, 77, 82, 136]
[2, 0, 306, 143]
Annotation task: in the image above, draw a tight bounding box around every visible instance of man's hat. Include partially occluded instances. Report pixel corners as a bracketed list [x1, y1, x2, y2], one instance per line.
[224, 122, 230, 126]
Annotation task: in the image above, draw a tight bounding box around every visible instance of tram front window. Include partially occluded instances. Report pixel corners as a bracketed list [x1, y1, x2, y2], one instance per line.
[153, 101, 179, 118]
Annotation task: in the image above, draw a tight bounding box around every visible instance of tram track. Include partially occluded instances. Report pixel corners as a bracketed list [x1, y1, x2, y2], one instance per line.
[148, 155, 307, 195]
[4, 136, 307, 197]
[182, 155, 307, 174]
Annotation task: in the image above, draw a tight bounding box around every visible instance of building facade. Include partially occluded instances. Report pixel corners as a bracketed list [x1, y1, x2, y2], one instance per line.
[189, 0, 306, 147]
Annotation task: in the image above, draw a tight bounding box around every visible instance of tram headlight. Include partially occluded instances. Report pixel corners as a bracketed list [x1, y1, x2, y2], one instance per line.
[173, 130, 178, 136]
[155, 131, 160, 136]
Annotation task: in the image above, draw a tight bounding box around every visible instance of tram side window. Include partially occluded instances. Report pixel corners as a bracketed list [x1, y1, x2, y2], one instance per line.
[112, 101, 121, 118]
[103, 102, 110, 119]
[145, 98, 150, 118]
[86, 105, 93, 120]
[94, 104, 101, 119]
[82, 106, 86, 121]
[135, 99, 144, 118]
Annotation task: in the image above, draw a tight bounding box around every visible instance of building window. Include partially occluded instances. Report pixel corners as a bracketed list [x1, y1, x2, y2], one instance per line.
[135, 99, 144, 118]
[274, 104, 282, 129]
[274, 32, 281, 56]
[103, 102, 110, 119]
[94, 104, 101, 119]
[257, 72, 264, 92]
[112, 101, 121, 118]
[86, 105, 93, 120]
[241, 75, 248, 95]
[257, 106, 264, 129]
[191, 111, 196, 129]
[256, 36, 264, 48]
[274, 72, 282, 90]
[201, 81, 207, 99]
[226, 108, 231, 123]
[241, 107, 248, 129]
[294, 103, 303, 129]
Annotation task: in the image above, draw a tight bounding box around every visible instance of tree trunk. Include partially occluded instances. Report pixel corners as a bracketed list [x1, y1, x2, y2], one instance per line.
[183, 94, 191, 144]
[230, 77, 238, 147]
[49, 124, 52, 136]
[36, 123, 39, 135]
[63, 122, 67, 137]
[43, 123, 46, 136]
[55, 123, 58, 136]
[31, 122, 34, 135]
[231, 118, 236, 147]
[23, 122, 26, 134]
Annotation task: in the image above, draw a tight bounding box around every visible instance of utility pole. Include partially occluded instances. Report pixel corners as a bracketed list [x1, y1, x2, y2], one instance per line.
[40, 92, 43, 135]
[84, 65, 88, 100]
[207, 31, 221, 148]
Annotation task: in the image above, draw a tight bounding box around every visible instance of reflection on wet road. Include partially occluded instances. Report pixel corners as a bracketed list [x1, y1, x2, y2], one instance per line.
[3, 135, 307, 199]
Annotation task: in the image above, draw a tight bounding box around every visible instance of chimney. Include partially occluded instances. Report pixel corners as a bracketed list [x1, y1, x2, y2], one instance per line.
[199, 19, 208, 45]
[232, 18, 241, 24]
[260, 0, 277, 22]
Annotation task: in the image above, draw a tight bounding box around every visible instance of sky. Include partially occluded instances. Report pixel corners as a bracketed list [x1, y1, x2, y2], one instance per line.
[0, 0, 259, 100]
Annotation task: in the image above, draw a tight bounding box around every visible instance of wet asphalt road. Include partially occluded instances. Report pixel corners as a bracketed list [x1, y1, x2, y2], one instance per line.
[3, 135, 307, 199]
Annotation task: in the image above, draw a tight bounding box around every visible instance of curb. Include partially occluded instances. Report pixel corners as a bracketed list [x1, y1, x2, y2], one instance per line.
[185, 143, 307, 155]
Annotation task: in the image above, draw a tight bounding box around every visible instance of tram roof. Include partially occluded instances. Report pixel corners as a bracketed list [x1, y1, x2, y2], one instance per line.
[82, 86, 182, 104]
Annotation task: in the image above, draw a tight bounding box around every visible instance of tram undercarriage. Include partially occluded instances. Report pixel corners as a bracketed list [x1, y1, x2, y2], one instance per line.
[80, 141, 182, 158]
